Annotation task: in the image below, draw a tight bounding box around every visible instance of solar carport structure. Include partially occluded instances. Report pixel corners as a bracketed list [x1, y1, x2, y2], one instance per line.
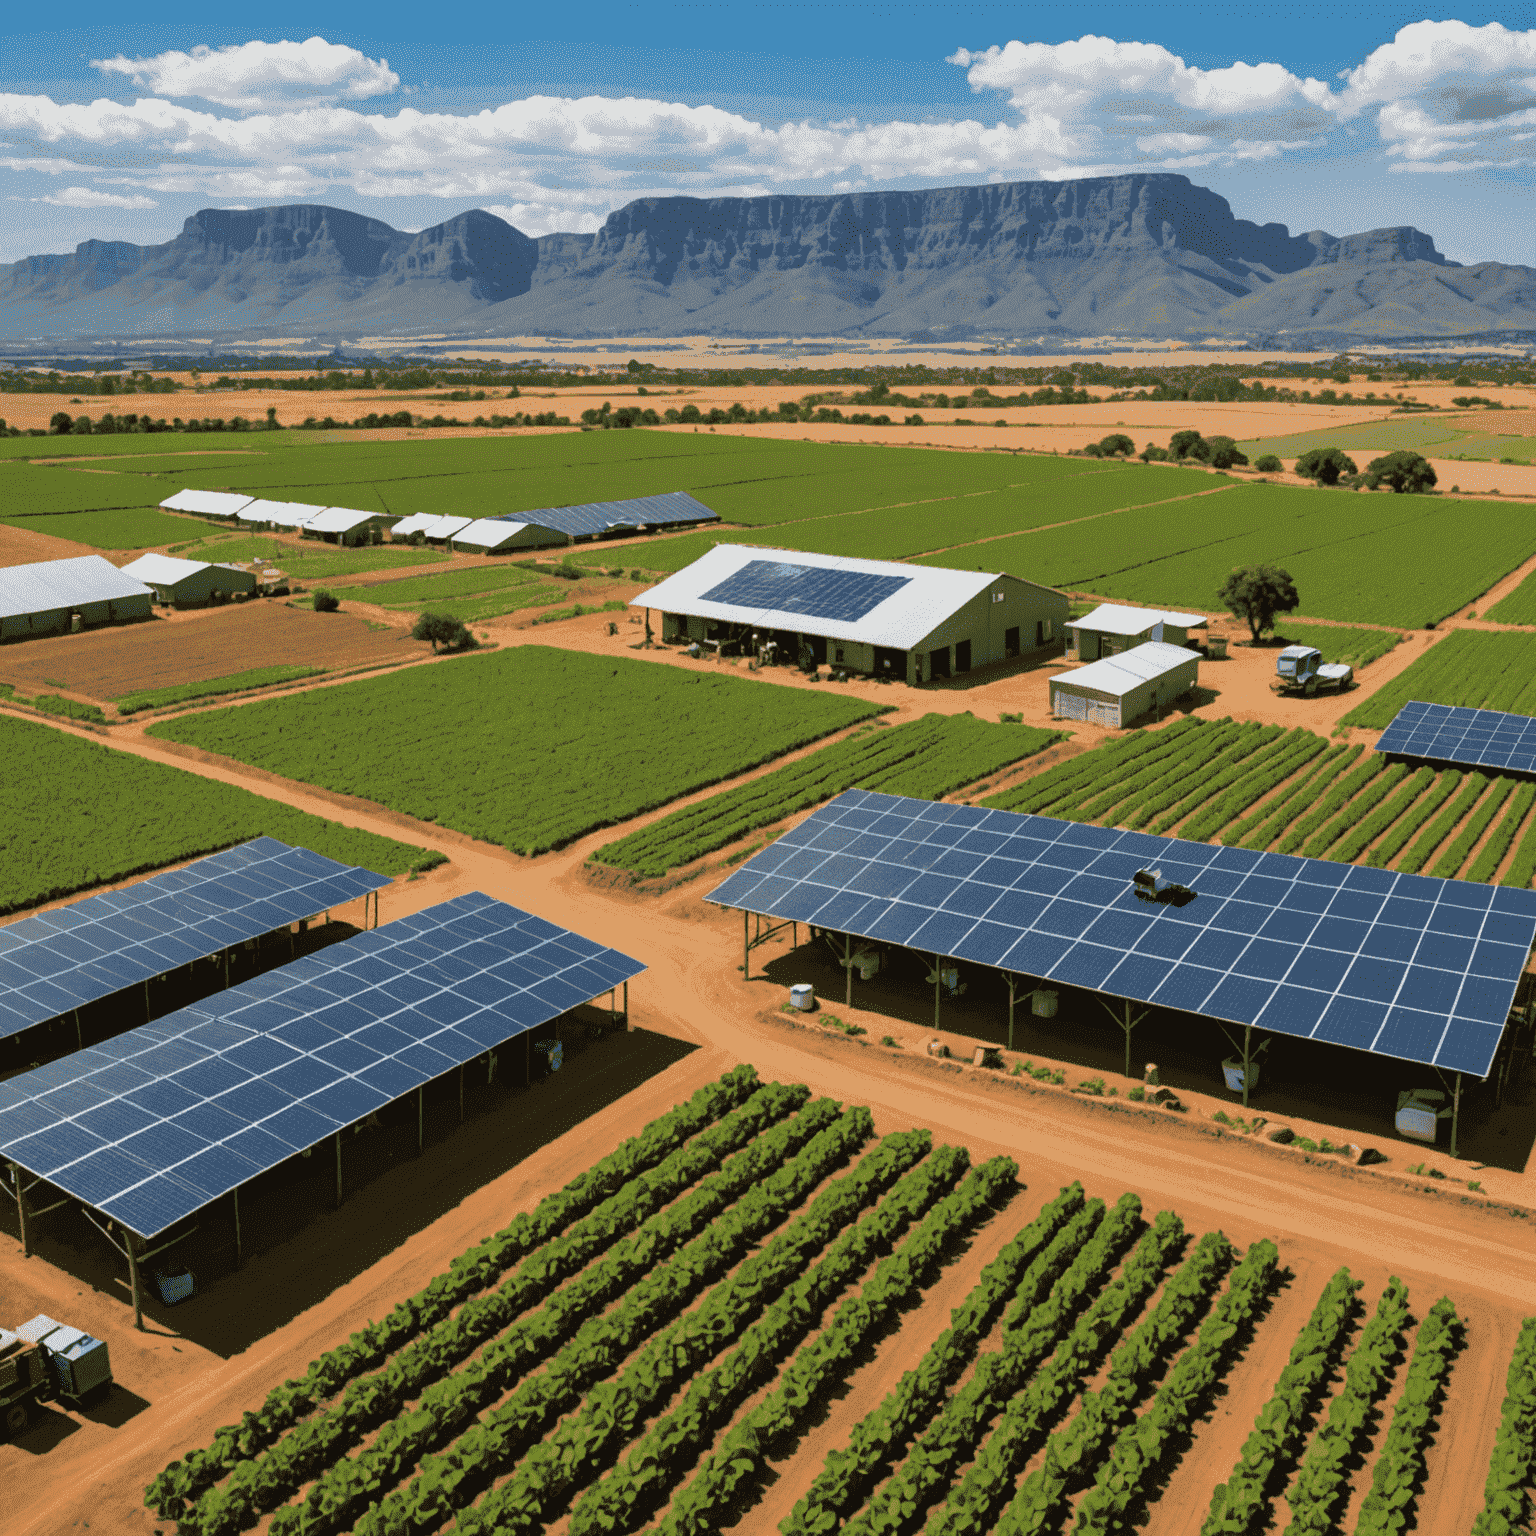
[709, 789, 1536, 1153]
[0, 892, 643, 1326]
[492, 491, 717, 545]
[1375, 700, 1536, 773]
[0, 838, 389, 1047]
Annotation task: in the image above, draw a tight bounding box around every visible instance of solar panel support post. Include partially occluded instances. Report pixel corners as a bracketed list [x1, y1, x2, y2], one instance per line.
[1103, 999, 1146, 1080]
[624, 980, 629, 1029]
[846, 934, 853, 1008]
[335, 1133, 343, 1208]
[126, 1232, 143, 1331]
[9, 1161, 30, 1259]
[143, 979, 151, 1022]
[933, 954, 941, 1030]
[233, 1187, 242, 1266]
[459, 1064, 465, 1121]
[1007, 974, 1018, 1052]
[74, 1008, 82, 1052]
[1242, 1025, 1252, 1109]
[1452, 1072, 1462, 1160]
[417, 1086, 424, 1155]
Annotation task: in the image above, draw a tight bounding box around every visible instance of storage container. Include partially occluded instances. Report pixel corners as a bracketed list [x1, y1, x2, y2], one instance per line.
[1222, 1058, 1262, 1094]
[1031, 989, 1058, 1018]
[789, 983, 814, 1011]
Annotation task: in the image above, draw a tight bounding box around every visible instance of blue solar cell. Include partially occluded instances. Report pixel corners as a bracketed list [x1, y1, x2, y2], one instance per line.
[491, 490, 717, 539]
[700, 559, 912, 623]
[65, 1146, 157, 1204]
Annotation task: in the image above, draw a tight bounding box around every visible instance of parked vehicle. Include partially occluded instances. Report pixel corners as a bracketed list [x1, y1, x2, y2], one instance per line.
[1272, 645, 1353, 696]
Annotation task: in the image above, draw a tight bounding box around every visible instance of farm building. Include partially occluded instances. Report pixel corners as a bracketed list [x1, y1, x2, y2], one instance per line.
[300, 507, 399, 546]
[1050, 640, 1198, 727]
[158, 489, 254, 520]
[120, 553, 258, 607]
[453, 518, 566, 553]
[1068, 602, 1206, 660]
[633, 544, 1068, 684]
[488, 491, 717, 545]
[0, 555, 153, 640]
[392, 514, 473, 546]
[239, 499, 325, 529]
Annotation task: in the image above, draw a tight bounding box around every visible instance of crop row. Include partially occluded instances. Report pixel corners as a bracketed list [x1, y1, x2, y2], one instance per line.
[1365, 769, 1459, 867]
[593, 713, 1057, 878]
[1182, 731, 1326, 844]
[1146, 726, 1288, 834]
[1301, 761, 1411, 858]
[1201, 1266, 1361, 1536]
[1280, 1277, 1411, 1536]
[271, 1102, 875, 1536]
[993, 1228, 1236, 1536]
[1470, 783, 1536, 883]
[1277, 753, 1386, 855]
[144, 1065, 760, 1521]
[1306, 759, 1427, 864]
[984, 721, 1202, 816]
[1066, 722, 1229, 823]
[1229, 745, 1357, 850]
[1353, 1296, 1461, 1536]
[178, 1081, 814, 1535]
[1502, 807, 1536, 891]
[150, 647, 884, 857]
[656, 1155, 1021, 1536]
[1102, 723, 1253, 829]
[1071, 1239, 1281, 1532]
[925, 1208, 1190, 1536]
[560, 1140, 968, 1536]
[1343, 631, 1536, 729]
[1433, 777, 1516, 878]
[1471, 1316, 1536, 1535]
[780, 1182, 1089, 1536]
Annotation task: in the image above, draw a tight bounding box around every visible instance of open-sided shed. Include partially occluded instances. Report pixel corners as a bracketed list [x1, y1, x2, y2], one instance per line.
[1068, 602, 1206, 660]
[301, 507, 399, 546]
[120, 553, 257, 607]
[1050, 641, 1199, 728]
[453, 518, 565, 554]
[0, 556, 153, 640]
[158, 490, 254, 521]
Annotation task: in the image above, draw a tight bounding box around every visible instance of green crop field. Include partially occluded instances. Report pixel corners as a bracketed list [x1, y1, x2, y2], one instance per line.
[1236, 418, 1469, 457]
[149, 646, 886, 854]
[2, 508, 208, 550]
[114, 664, 326, 715]
[985, 715, 1536, 884]
[0, 713, 429, 913]
[593, 714, 1062, 878]
[1342, 631, 1536, 727]
[1486, 569, 1536, 625]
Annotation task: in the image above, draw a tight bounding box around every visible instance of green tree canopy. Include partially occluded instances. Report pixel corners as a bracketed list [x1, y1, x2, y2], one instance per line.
[1219, 564, 1300, 643]
[1364, 450, 1437, 494]
[1097, 433, 1135, 457]
[1254, 453, 1283, 473]
[1204, 435, 1249, 469]
[1169, 429, 1209, 461]
[411, 611, 471, 653]
[1294, 446, 1359, 485]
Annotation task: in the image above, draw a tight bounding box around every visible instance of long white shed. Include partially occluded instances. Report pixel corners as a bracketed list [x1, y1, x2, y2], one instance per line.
[1049, 641, 1199, 728]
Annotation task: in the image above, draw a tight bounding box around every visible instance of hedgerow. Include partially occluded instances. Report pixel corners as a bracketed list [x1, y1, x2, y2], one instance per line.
[779, 1183, 1088, 1536]
[1300, 761, 1410, 858]
[1232, 746, 1357, 850]
[1182, 731, 1325, 844]
[143, 1064, 760, 1524]
[842, 1194, 1145, 1536]
[657, 1156, 1022, 1536]
[1277, 753, 1386, 855]
[1432, 777, 1514, 879]
[1469, 782, 1536, 883]
[1354, 1297, 1461, 1536]
[1072, 1239, 1280, 1532]
[1201, 1266, 1361, 1536]
[1280, 1277, 1411, 1536]
[1366, 769, 1459, 867]
[1471, 1316, 1536, 1535]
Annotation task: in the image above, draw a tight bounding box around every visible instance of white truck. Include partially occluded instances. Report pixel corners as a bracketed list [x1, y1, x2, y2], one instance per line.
[1272, 645, 1353, 697]
[0, 1315, 112, 1436]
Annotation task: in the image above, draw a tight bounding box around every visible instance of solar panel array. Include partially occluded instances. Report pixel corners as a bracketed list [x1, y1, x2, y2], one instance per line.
[707, 789, 1536, 1078]
[494, 491, 717, 538]
[0, 839, 388, 1035]
[1375, 700, 1536, 773]
[700, 559, 914, 623]
[0, 893, 645, 1239]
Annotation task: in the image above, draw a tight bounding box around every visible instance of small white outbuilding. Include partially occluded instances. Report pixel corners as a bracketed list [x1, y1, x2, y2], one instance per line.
[120, 553, 257, 606]
[1068, 602, 1206, 661]
[1049, 641, 1200, 728]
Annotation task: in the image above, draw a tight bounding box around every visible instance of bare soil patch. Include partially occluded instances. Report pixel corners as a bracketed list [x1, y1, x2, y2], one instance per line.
[0, 601, 423, 701]
[0, 518, 101, 567]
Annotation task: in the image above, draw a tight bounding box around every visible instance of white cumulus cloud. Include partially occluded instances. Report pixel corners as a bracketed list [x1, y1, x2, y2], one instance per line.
[91, 37, 399, 111]
[39, 185, 156, 208]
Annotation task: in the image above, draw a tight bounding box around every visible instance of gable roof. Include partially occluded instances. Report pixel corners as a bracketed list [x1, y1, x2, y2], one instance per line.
[1051, 641, 1197, 698]
[0, 555, 152, 620]
[1072, 602, 1207, 635]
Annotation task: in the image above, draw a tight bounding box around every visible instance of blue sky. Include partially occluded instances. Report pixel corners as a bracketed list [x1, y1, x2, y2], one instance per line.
[3, 4, 1532, 267]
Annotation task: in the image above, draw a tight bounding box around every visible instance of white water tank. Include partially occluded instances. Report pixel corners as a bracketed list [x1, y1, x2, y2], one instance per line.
[789, 983, 814, 1011]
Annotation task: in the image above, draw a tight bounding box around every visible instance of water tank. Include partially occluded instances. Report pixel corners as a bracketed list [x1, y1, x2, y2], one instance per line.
[789, 983, 815, 1011]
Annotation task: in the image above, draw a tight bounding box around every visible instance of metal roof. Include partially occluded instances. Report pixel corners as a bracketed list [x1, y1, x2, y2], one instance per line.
[0, 556, 152, 621]
[1051, 641, 1197, 699]
[707, 789, 1536, 1080]
[158, 490, 254, 518]
[120, 553, 212, 588]
[632, 544, 1027, 650]
[305, 507, 394, 534]
[416, 516, 475, 540]
[453, 518, 561, 550]
[1072, 602, 1207, 636]
[241, 500, 323, 527]
[1375, 700, 1536, 773]
[387, 514, 437, 537]
[494, 491, 716, 539]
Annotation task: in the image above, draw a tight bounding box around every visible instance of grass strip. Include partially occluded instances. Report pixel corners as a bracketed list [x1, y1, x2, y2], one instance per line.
[1400, 774, 1489, 874]
[1277, 752, 1385, 856]
[1469, 783, 1536, 884]
[1301, 762, 1411, 859]
[1431, 777, 1515, 879]
[115, 664, 325, 714]
[1231, 746, 1354, 850]
[1366, 770, 1459, 868]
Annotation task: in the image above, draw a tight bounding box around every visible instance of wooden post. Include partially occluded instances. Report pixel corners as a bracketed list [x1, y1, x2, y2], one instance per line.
[609, 988, 616, 1028]
[934, 954, 941, 1030]
[144, 979, 151, 1021]
[417, 1086, 424, 1154]
[11, 1162, 30, 1259]
[127, 1231, 143, 1332]
[845, 934, 852, 1007]
[743, 909, 749, 982]
[74, 1009, 82, 1052]
[1451, 1072, 1462, 1160]
[1007, 975, 1017, 1052]
[459, 1064, 465, 1121]
[1242, 1024, 1252, 1109]
[623, 980, 629, 1030]
[233, 1187, 242, 1266]
[224, 949, 231, 987]
[334, 1132, 343, 1207]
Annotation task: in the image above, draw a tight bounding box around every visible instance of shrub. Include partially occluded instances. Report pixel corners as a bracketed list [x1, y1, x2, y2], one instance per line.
[1254, 453, 1283, 473]
[411, 611, 473, 652]
[311, 589, 339, 613]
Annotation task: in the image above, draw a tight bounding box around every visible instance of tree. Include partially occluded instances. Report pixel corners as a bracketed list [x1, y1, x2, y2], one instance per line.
[1097, 433, 1134, 458]
[1169, 429, 1209, 461]
[1220, 564, 1299, 643]
[412, 611, 471, 652]
[1254, 453, 1282, 473]
[1204, 435, 1249, 469]
[1139, 444, 1169, 462]
[49, 412, 72, 434]
[1364, 450, 1437, 494]
[312, 589, 339, 613]
[1080, 441, 1103, 457]
[1295, 446, 1358, 486]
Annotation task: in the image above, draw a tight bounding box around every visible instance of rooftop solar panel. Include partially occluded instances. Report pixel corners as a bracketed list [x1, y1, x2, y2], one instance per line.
[0, 893, 644, 1239]
[493, 491, 717, 539]
[1375, 700, 1536, 773]
[706, 789, 1536, 1079]
[700, 560, 913, 623]
[0, 841, 389, 1036]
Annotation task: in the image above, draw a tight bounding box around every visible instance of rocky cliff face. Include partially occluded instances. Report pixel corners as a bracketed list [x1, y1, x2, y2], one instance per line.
[1, 174, 1529, 341]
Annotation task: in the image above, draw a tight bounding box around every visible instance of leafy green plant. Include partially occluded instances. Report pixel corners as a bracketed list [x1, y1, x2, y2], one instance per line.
[1471, 1316, 1536, 1535]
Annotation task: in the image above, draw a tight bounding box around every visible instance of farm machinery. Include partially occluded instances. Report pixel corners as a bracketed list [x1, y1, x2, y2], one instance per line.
[1271, 645, 1353, 697]
[0, 1314, 113, 1438]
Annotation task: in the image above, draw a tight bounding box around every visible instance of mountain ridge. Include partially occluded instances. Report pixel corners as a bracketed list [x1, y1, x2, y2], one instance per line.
[3, 173, 1531, 342]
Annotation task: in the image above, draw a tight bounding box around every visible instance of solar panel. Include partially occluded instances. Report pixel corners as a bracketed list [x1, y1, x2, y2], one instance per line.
[493, 492, 717, 539]
[700, 560, 913, 623]
[1375, 700, 1536, 774]
[0, 841, 389, 1036]
[0, 893, 644, 1239]
[706, 789, 1536, 1079]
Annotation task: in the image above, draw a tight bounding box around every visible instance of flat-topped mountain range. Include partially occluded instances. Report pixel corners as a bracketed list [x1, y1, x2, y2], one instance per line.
[3, 173, 1532, 342]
